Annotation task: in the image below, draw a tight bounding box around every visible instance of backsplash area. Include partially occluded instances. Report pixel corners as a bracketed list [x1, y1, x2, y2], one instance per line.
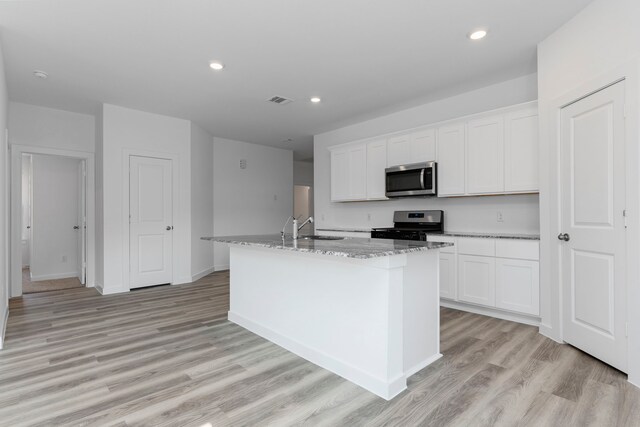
[315, 193, 540, 234]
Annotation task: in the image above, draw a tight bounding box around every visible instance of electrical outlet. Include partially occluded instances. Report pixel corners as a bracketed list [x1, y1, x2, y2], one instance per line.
[62, 255, 67, 262]
[497, 211, 504, 223]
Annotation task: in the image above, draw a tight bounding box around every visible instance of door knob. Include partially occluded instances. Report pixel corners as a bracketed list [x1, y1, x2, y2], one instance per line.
[166, 226, 173, 231]
[73, 226, 80, 230]
[557, 233, 570, 241]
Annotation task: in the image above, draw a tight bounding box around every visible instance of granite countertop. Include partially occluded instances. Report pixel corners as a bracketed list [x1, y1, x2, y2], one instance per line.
[315, 227, 372, 233]
[202, 234, 452, 259]
[438, 231, 540, 240]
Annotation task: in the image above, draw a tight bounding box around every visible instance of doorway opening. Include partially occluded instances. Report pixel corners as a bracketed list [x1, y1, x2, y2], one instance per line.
[20, 153, 87, 294]
[294, 185, 314, 234]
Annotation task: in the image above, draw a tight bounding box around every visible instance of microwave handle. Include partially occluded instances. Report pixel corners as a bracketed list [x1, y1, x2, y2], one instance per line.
[420, 169, 426, 190]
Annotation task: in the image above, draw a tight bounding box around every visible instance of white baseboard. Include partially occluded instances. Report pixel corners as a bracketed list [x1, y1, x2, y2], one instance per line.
[229, 311, 407, 400]
[173, 276, 193, 285]
[191, 267, 215, 282]
[214, 264, 230, 272]
[94, 282, 104, 295]
[0, 307, 9, 350]
[405, 353, 443, 378]
[538, 324, 563, 343]
[29, 271, 79, 281]
[440, 299, 541, 327]
[95, 283, 129, 295]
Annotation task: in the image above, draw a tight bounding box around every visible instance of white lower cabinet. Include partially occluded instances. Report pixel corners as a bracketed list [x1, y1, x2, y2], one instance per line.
[439, 252, 457, 300]
[495, 258, 539, 315]
[458, 255, 496, 306]
[430, 235, 540, 320]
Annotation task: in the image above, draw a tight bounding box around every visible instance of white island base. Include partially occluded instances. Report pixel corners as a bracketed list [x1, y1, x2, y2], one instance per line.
[227, 244, 441, 400]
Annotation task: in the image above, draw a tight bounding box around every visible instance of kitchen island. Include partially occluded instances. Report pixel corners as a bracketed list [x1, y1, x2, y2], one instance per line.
[202, 234, 451, 400]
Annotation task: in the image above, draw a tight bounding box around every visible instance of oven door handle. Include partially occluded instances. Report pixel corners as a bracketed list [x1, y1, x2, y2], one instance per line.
[420, 169, 426, 190]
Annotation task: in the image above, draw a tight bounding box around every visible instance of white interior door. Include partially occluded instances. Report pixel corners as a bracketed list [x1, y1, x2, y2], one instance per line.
[560, 81, 627, 372]
[129, 156, 173, 288]
[77, 160, 86, 284]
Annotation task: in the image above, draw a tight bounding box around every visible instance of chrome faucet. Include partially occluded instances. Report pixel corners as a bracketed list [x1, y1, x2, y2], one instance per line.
[293, 216, 314, 240]
[282, 215, 314, 239]
[281, 215, 293, 239]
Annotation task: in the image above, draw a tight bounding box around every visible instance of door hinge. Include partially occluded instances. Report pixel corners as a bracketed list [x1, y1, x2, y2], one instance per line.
[623, 209, 628, 228]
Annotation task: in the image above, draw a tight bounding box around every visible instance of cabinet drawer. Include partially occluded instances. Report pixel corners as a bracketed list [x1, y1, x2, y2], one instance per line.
[427, 236, 455, 253]
[495, 240, 539, 261]
[457, 238, 495, 257]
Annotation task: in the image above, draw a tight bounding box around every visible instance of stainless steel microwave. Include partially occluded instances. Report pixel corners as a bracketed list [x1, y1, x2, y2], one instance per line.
[385, 161, 437, 197]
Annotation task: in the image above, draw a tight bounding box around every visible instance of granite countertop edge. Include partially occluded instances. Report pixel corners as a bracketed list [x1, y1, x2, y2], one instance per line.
[202, 236, 452, 259]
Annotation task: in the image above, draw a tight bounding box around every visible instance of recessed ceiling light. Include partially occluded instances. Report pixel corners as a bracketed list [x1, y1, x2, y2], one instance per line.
[209, 61, 225, 71]
[33, 70, 48, 79]
[468, 29, 488, 40]
[310, 97, 321, 103]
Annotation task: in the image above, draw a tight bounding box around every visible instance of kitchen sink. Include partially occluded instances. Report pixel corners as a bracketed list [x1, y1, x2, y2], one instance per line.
[298, 235, 346, 241]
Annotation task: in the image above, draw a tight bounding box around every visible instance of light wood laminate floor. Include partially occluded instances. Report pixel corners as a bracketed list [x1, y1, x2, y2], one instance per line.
[1, 271, 639, 426]
[22, 267, 83, 294]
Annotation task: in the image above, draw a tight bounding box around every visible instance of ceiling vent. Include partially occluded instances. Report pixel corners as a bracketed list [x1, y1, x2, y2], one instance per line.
[266, 95, 294, 105]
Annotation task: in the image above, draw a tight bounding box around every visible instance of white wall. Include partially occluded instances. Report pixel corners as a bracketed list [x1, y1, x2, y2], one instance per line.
[213, 137, 293, 270]
[99, 104, 191, 293]
[190, 122, 214, 280]
[314, 74, 540, 234]
[30, 155, 80, 280]
[0, 36, 9, 349]
[537, 0, 640, 385]
[294, 160, 314, 187]
[8, 102, 95, 152]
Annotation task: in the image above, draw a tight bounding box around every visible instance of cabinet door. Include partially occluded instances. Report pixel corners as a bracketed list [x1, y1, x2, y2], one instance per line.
[437, 124, 466, 196]
[496, 258, 539, 315]
[466, 115, 504, 194]
[387, 134, 412, 167]
[458, 255, 496, 307]
[439, 252, 457, 300]
[505, 107, 539, 192]
[411, 129, 437, 163]
[348, 145, 367, 200]
[366, 139, 387, 200]
[330, 148, 349, 201]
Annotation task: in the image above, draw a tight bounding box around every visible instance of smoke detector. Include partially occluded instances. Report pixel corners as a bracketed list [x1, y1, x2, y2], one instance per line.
[266, 95, 293, 105]
[33, 70, 49, 79]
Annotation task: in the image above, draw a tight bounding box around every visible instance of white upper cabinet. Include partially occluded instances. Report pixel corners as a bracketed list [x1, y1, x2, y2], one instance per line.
[466, 115, 504, 195]
[504, 107, 539, 192]
[330, 144, 366, 202]
[329, 102, 538, 202]
[437, 124, 466, 196]
[387, 134, 412, 167]
[330, 148, 349, 201]
[410, 129, 437, 163]
[387, 128, 436, 167]
[330, 139, 387, 202]
[366, 139, 388, 200]
[348, 145, 367, 200]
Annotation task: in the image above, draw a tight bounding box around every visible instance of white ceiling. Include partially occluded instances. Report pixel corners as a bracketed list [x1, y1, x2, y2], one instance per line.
[0, 0, 593, 160]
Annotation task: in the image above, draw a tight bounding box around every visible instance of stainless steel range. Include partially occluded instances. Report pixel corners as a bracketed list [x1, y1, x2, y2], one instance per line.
[371, 210, 444, 241]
